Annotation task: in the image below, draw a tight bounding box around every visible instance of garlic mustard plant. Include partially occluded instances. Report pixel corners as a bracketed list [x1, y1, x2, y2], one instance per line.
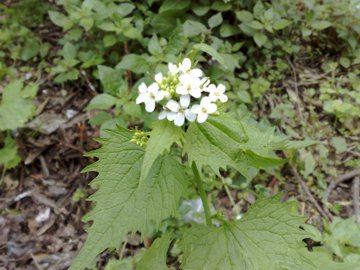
[136, 58, 228, 126]
[70, 55, 352, 270]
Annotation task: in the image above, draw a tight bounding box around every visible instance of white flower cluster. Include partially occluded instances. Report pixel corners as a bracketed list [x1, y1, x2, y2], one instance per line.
[136, 58, 228, 126]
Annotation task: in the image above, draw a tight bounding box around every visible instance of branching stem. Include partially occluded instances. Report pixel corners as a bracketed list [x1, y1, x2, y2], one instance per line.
[191, 162, 212, 226]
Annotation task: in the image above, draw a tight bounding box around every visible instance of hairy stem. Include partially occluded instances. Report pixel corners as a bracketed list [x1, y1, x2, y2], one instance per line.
[191, 162, 212, 226]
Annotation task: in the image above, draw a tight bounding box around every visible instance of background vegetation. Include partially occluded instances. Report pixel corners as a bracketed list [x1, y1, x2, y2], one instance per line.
[0, 0, 359, 269]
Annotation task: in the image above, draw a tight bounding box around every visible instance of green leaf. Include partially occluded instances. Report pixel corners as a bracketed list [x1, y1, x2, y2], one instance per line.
[303, 151, 315, 178]
[85, 94, 117, 110]
[97, 65, 127, 96]
[159, 0, 190, 13]
[48, 10, 73, 30]
[148, 34, 163, 55]
[0, 80, 35, 130]
[211, 1, 232, 11]
[312, 20, 332, 30]
[116, 54, 149, 74]
[151, 10, 185, 36]
[180, 195, 354, 270]
[220, 24, 241, 38]
[0, 135, 21, 170]
[183, 114, 285, 179]
[183, 20, 208, 37]
[193, 43, 227, 69]
[273, 19, 292, 30]
[236, 10, 253, 22]
[70, 128, 188, 270]
[137, 233, 171, 270]
[208, 13, 223, 28]
[253, 32, 268, 47]
[331, 137, 347, 153]
[141, 120, 184, 182]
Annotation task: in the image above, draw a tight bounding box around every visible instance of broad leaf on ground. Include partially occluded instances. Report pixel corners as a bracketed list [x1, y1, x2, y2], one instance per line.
[0, 80, 35, 131]
[70, 128, 188, 270]
[180, 195, 356, 270]
[0, 135, 21, 170]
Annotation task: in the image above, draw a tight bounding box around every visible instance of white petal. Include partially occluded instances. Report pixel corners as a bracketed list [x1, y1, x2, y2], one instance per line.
[145, 99, 156, 112]
[174, 113, 185, 126]
[217, 84, 226, 93]
[155, 91, 164, 101]
[200, 77, 210, 88]
[168, 63, 178, 73]
[197, 112, 208, 123]
[148, 82, 159, 92]
[219, 94, 228, 103]
[205, 84, 216, 93]
[189, 88, 202, 98]
[136, 93, 147, 104]
[206, 103, 217, 114]
[180, 94, 190, 108]
[155, 72, 163, 83]
[158, 110, 167, 120]
[163, 91, 171, 99]
[200, 96, 212, 106]
[167, 111, 177, 121]
[190, 68, 203, 78]
[182, 58, 191, 71]
[167, 100, 180, 112]
[139, 82, 147, 93]
[185, 109, 196, 122]
[176, 85, 189, 95]
[191, 105, 201, 114]
[208, 93, 217, 102]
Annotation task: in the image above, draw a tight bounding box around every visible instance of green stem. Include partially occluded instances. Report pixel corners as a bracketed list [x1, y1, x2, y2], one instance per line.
[191, 162, 212, 226]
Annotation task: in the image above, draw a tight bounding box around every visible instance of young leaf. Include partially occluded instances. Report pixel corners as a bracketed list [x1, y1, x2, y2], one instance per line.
[254, 32, 268, 47]
[208, 13, 223, 28]
[193, 43, 227, 69]
[180, 195, 356, 270]
[137, 233, 172, 270]
[85, 93, 117, 110]
[0, 80, 35, 131]
[0, 135, 21, 170]
[70, 128, 188, 270]
[184, 114, 285, 179]
[159, 0, 190, 13]
[141, 120, 184, 183]
[116, 54, 149, 74]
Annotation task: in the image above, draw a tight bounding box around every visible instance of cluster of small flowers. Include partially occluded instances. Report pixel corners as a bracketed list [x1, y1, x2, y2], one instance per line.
[136, 58, 228, 126]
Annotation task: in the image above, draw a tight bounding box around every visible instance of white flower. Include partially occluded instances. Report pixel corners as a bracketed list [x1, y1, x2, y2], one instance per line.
[158, 107, 176, 121]
[166, 95, 196, 126]
[178, 58, 203, 77]
[207, 83, 228, 103]
[176, 74, 202, 98]
[168, 62, 179, 74]
[136, 82, 164, 112]
[191, 97, 217, 123]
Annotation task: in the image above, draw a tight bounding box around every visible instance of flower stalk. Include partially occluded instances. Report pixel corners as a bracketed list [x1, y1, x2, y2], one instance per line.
[191, 161, 212, 226]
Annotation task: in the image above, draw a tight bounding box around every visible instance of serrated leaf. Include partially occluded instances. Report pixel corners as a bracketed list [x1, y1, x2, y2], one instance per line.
[48, 10, 73, 30]
[0, 135, 21, 170]
[0, 80, 35, 131]
[141, 120, 184, 183]
[137, 233, 171, 270]
[193, 43, 227, 69]
[180, 195, 353, 270]
[97, 65, 127, 96]
[183, 114, 285, 179]
[151, 10, 185, 37]
[70, 128, 188, 270]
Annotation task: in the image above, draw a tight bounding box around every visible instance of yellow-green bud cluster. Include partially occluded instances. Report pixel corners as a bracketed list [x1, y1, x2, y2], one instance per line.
[130, 130, 149, 147]
[158, 75, 179, 97]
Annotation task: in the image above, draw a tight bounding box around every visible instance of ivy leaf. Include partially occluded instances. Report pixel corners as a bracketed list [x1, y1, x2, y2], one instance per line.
[0, 135, 21, 170]
[183, 114, 285, 179]
[70, 128, 188, 270]
[0, 80, 35, 131]
[141, 120, 184, 183]
[180, 195, 355, 270]
[137, 233, 172, 270]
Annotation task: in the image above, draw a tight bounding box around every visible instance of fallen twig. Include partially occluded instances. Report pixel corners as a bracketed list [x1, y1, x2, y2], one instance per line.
[290, 165, 333, 221]
[353, 177, 360, 224]
[325, 168, 360, 201]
